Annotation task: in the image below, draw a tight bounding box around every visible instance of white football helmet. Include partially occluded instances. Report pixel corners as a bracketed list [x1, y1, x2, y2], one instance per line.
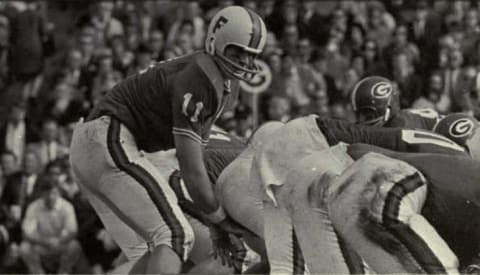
[206, 6, 267, 81]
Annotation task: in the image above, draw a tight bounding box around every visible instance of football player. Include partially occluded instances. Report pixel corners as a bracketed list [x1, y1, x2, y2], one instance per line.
[351, 76, 442, 129]
[69, 6, 266, 274]
[433, 112, 479, 152]
[249, 114, 478, 273]
[346, 143, 480, 271]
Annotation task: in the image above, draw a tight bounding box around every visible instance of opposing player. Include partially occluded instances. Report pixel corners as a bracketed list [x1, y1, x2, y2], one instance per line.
[248, 114, 479, 273]
[345, 143, 480, 271]
[351, 76, 442, 129]
[69, 6, 266, 274]
[433, 112, 479, 151]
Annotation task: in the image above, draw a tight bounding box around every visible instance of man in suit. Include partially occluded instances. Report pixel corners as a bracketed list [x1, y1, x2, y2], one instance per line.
[435, 48, 476, 115]
[0, 102, 37, 164]
[407, 0, 443, 75]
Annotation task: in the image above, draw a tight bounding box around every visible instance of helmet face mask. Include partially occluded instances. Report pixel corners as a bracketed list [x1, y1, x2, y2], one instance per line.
[216, 44, 260, 81]
[205, 6, 267, 81]
[356, 107, 388, 126]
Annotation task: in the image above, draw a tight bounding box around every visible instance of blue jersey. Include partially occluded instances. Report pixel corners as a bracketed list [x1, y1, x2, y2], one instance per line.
[316, 117, 466, 156]
[203, 129, 246, 183]
[88, 52, 239, 152]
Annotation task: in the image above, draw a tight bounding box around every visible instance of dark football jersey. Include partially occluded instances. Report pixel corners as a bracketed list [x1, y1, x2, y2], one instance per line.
[203, 129, 247, 183]
[347, 143, 480, 268]
[386, 108, 442, 130]
[88, 52, 238, 152]
[316, 117, 467, 156]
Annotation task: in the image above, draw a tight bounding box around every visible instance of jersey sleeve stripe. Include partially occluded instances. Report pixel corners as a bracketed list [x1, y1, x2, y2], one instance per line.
[172, 127, 202, 144]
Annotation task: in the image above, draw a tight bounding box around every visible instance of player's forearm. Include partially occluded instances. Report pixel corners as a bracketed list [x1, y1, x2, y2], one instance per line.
[175, 134, 219, 214]
[181, 166, 219, 214]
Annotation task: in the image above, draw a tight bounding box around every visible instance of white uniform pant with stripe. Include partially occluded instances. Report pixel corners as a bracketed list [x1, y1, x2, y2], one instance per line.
[69, 116, 194, 262]
[327, 152, 459, 274]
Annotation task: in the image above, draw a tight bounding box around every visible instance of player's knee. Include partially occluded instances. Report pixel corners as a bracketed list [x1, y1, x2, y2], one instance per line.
[151, 221, 195, 262]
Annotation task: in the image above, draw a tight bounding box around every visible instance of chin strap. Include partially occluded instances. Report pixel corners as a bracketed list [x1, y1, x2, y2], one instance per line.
[215, 52, 259, 82]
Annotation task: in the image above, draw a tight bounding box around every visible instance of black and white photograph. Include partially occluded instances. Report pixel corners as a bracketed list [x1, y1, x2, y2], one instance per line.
[0, 0, 479, 274]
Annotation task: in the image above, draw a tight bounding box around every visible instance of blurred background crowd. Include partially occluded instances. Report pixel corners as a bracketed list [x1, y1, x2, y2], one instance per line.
[0, 0, 479, 273]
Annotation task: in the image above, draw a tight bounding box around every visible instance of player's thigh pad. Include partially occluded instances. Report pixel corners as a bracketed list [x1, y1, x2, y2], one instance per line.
[216, 154, 263, 238]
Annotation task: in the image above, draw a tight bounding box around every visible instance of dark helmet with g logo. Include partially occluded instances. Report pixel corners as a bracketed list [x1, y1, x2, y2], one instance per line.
[433, 113, 479, 149]
[351, 76, 399, 126]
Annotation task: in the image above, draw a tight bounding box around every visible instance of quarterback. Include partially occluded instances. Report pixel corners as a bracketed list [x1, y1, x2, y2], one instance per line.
[69, 6, 266, 274]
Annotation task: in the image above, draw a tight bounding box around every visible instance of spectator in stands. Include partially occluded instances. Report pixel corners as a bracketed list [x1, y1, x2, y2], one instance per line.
[390, 50, 423, 108]
[77, 34, 96, 70]
[127, 43, 154, 76]
[351, 54, 365, 78]
[122, 14, 140, 51]
[362, 39, 388, 76]
[436, 47, 476, 114]
[0, 150, 20, 181]
[0, 102, 37, 163]
[384, 23, 421, 70]
[164, 32, 194, 59]
[311, 49, 339, 103]
[412, 73, 450, 113]
[325, 25, 350, 87]
[0, 14, 9, 92]
[339, 68, 361, 103]
[407, 0, 443, 74]
[280, 24, 300, 57]
[166, 2, 204, 50]
[365, 1, 395, 51]
[88, 1, 124, 47]
[91, 49, 122, 104]
[266, 96, 291, 123]
[133, 1, 157, 44]
[281, 53, 313, 116]
[2, 150, 42, 219]
[5, 1, 54, 100]
[43, 70, 88, 126]
[27, 119, 68, 170]
[150, 29, 165, 61]
[110, 35, 134, 76]
[297, 38, 313, 66]
[345, 22, 367, 58]
[462, 9, 480, 63]
[262, 31, 280, 58]
[19, 176, 82, 274]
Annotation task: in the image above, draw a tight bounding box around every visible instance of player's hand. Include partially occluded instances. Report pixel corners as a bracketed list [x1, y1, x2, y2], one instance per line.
[209, 225, 246, 272]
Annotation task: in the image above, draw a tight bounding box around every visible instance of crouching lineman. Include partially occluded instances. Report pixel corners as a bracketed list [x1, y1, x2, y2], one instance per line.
[69, 6, 266, 274]
[351, 75, 442, 129]
[248, 114, 480, 273]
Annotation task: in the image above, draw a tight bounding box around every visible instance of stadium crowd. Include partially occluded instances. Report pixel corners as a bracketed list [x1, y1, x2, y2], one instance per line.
[0, 0, 479, 273]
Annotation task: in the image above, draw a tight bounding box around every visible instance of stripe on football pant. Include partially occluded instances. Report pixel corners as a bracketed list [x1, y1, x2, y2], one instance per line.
[107, 118, 187, 260]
